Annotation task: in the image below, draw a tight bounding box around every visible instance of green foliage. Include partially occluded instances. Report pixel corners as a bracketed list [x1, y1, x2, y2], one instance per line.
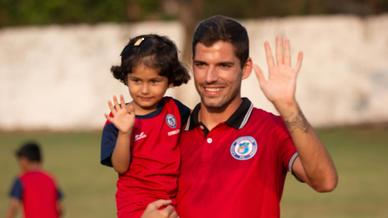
[0, 0, 127, 26]
[1, 0, 388, 27]
[201, 0, 388, 18]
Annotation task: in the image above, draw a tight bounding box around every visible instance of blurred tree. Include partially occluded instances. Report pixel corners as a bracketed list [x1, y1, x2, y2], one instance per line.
[161, 0, 203, 62]
[126, 0, 165, 20]
[367, 0, 378, 13]
[0, 0, 127, 26]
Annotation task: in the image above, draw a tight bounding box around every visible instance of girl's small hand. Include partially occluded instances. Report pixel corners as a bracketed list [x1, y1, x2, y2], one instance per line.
[105, 95, 135, 134]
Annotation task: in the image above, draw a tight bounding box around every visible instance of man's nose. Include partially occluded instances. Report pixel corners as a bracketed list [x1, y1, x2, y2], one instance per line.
[205, 66, 218, 83]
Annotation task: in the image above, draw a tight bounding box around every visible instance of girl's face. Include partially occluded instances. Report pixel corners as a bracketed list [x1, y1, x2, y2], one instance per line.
[127, 64, 169, 115]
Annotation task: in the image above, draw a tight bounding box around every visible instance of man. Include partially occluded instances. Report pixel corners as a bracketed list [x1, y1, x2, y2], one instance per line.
[6, 142, 64, 218]
[144, 15, 338, 218]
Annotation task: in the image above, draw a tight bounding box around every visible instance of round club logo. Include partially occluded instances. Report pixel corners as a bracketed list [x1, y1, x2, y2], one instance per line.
[166, 114, 177, 128]
[230, 136, 258, 160]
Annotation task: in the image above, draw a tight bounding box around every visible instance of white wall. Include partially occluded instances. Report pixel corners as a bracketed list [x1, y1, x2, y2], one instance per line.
[1, 15, 387, 130]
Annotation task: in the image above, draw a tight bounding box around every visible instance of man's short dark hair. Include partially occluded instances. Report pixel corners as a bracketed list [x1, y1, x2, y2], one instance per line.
[192, 15, 249, 67]
[16, 141, 42, 163]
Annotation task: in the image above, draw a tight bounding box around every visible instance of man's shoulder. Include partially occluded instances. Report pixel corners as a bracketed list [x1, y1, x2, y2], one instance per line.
[250, 107, 279, 119]
[249, 107, 284, 126]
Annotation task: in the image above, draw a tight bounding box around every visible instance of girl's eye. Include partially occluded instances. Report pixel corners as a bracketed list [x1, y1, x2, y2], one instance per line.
[150, 80, 161, 84]
[130, 79, 141, 84]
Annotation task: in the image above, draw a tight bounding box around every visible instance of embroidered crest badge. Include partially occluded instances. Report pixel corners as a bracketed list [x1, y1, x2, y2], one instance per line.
[230, 136, 258, 160]
[166, 114, 177, 128]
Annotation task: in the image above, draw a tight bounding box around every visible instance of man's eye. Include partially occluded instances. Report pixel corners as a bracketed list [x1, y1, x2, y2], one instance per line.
[194, 62, 206, 68]
[219, 64, 232, 69]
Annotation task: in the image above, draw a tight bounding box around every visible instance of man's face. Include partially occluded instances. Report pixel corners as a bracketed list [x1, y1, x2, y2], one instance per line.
[193, 41, 247, 110]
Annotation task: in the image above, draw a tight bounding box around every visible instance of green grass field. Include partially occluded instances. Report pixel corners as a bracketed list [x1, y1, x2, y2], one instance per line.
[1, 127, 387, 218]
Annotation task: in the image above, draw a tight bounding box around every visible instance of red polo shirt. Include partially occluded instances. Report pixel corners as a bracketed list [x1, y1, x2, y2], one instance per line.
[176, 98, 298, 218]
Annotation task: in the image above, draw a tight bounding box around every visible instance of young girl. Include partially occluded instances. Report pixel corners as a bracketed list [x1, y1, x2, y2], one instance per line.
[100, 34, 190, 218]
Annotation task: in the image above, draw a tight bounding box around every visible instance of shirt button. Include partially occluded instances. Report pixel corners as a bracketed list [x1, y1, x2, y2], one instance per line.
[207, 138, 213, 144]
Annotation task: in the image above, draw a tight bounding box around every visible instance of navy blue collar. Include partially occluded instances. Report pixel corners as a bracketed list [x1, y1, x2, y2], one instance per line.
[186, 98, 253, 130]
[135, 97, 166, 119]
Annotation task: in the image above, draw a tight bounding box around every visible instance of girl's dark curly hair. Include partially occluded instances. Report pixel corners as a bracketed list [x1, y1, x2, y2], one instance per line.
[111, 34, 190, 86]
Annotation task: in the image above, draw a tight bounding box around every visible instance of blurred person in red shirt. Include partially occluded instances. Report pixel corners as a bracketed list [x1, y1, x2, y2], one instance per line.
[6, 141, 64, 218]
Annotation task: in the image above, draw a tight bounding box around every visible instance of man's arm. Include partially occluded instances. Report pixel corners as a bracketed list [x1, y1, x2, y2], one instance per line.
[254, 36, 338, 192]
[6, 198, 20, 218]
[278, 101, 337, 192]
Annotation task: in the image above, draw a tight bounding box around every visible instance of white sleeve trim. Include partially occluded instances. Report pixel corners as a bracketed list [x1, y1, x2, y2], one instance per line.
[184, 116, 191, 131]
[239, 103, 253, 129]
[288, 152, 299, 172]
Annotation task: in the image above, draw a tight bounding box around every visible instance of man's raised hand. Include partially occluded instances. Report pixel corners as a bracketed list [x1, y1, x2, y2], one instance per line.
[254, 35, 303, 108]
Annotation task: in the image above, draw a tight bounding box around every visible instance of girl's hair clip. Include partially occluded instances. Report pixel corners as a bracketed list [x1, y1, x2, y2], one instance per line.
[134, 37, 145, 46]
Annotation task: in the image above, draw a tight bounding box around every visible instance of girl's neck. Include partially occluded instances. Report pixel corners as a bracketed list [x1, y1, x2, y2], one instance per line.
[134, 106, 157, 116]
[128, 102, 159, 116]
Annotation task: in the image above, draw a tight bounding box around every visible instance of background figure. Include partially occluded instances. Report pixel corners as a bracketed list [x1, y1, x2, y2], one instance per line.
[6, 142, 64, 218]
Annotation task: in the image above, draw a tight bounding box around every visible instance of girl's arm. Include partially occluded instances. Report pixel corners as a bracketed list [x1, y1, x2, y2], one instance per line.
[111, 130, 132, 173]
[105, 95, 135, 174]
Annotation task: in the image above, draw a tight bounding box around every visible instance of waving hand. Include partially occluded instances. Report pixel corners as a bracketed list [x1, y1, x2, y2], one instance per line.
[254, 36, 303, 108]
[105, 95, 135, 133]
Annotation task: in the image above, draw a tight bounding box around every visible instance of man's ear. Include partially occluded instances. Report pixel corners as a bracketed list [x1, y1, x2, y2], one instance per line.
[242, 57, 253, 80]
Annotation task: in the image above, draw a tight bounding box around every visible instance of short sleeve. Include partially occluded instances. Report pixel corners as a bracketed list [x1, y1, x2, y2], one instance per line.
[100, 119, 119, 167]
[8, 177, 23, 200]
[173, 98, 191, 126]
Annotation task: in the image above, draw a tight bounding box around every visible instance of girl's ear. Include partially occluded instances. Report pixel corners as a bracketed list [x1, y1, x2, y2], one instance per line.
[125, 74, 129, 86]
[242, 57, 253, 80]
